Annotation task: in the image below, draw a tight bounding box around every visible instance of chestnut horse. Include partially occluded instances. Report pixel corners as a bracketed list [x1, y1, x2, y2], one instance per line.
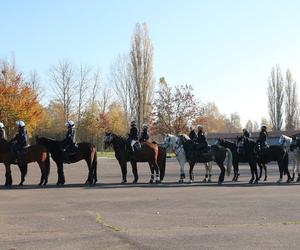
[0, 139, 50, 186]
[104, 132, 165, 184]
[36, 137, 97, 185]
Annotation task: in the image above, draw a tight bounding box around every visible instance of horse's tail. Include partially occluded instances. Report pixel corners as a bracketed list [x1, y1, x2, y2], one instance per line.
[45, 152, 50, 178]
[158, 146, 167, 181]
[282, 151, 289, 175]
[92, 148, 98, 184]
[225, 148, 233, 176]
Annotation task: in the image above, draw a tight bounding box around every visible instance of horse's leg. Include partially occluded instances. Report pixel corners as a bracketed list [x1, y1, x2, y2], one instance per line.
[189, 162, 195, 183]
[154, 162, 160, 184]
[217, 161, 225, 184]
[18, 164, 28, 186]
[118, 160, 127, 183]
[263, 164, 267, 181]
[38, 162, 45, 187]
[131, 161, 139, 184]
[178, 156, 185, 183]
[148, 163, 154, 184]
[85, 158, 94, 185]
[258, 163, 262, 181]
[297, 162, 300, 182]
[203, 163, 208, 182]
[4, 163, 12, 187]
[208, 162, 212, 182]
[276, 161, 283, 183]
[248, 162, 254, 184]
[56, 162, 65, 185]
[232, 161, 238, 182]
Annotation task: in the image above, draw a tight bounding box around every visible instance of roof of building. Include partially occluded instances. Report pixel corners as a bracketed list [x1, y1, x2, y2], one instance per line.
[207, 130, 300, 140]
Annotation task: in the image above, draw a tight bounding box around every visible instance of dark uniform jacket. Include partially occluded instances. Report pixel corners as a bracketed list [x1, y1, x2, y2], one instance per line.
[11, 128, 28, 148]
[129, 125, 139, 140]
[64, 127, 76, 146]
[257, 131, 268, 146]
[188, 130, 197, 141]
[196, 132, 208, 146]
[243, 130, 250, 138]
[139, 128, 149, 142]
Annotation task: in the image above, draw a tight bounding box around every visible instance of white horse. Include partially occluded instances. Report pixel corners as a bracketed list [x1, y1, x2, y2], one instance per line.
[279, 134, 300, 182]
[164, 134, 212, 183]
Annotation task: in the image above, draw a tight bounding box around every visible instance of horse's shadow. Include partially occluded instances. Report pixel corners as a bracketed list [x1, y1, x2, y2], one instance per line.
[1, 181, 300, 190]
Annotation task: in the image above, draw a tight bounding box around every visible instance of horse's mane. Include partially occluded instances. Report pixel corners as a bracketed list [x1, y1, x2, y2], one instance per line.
[178, 134, 190, 140]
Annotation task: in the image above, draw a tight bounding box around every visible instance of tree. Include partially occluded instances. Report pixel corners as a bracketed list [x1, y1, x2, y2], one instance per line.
[285, 69, 299, 130]
[253, 121, 259, 132]
[130, 22, 154, 130]
[76, 64, 91, 137]
[49, 60, 74, 122]
[111, 54, 135, 124]
[224, 112, 242, 133]
[152, 81, 200, 135]
[0, 59, 43, 137]
[268, 65, 284, 131]
[245, 120, 253, 132]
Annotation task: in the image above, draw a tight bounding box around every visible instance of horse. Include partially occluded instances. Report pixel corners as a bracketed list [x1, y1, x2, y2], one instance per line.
[217, 138, 258, 183]
[104, 132, 166, 184]
[36, 137, 97, 185]
[179, 135, 232, 184]
[0, 139, 50, 186]
[288, 136, 300, 181]
[237, 136, 291, 183]
[164, 134, 212, 183]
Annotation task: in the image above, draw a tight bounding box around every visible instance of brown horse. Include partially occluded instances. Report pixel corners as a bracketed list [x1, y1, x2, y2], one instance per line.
[36, 137, 97, 185]
[104, 132, 163, 184]
[0, 139, 50, 186]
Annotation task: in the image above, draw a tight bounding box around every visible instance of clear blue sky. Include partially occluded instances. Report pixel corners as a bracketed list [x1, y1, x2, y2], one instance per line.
[1, 0, 300, 126]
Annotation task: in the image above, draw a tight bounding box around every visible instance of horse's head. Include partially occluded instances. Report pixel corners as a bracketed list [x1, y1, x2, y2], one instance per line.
[163, 134, 179, 151]
[290, 137, 299, 152]
[279, 135, 286, 146]
[104, 132, 113, 149]
[216, 137, 224, 146]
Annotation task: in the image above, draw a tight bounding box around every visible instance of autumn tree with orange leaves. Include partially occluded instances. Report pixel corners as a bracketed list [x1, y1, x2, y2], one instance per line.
[0, 60, 43, 138]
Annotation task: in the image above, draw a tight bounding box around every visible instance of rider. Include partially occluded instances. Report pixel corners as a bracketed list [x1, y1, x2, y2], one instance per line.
[127, 120, 139, 152]
[11, 120, 28, 161]
[62, 120, 77, 161]
[188, 126, 197, 142]
[0, 122, 7, 140]
[242, 128, 250, 139]
[139, 123, 149, 142]
[196, 125, 208, 153]
[256, 125, 268, 152]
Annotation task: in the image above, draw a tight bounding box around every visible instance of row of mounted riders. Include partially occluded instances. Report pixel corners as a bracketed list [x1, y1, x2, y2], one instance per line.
[1, 119, 299, 187]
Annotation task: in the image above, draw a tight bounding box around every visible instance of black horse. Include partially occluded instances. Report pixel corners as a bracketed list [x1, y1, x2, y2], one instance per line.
[180, 135, 232, 184]
[104, 132, 166, 184]
[218, 138, 258, 183]
[36, 137, 97, 185]
[237, 136, 291, 183]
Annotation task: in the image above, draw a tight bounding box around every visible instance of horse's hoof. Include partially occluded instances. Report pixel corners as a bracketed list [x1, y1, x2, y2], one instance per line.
[156, 180, 161, 184]
[178, 179, 184, 184]
[208, 179, 212, 183]
[18, 183, 23, 187]
[202, 178, 207, 183]
[121, 180, 127, 184]
[264, 178, 267, 181]
[217, 181, 223, 185]
[276, 179, 282, 184]
[132, 179, 138, 184]
[254, 180, 258, 184]
[248, 179, 254, 184]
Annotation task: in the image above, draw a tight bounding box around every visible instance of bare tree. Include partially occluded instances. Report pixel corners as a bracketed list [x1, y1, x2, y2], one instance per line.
[90, 70, 101, 107]
[99, 83, 112, 114]
[130, 22, 154, 130]
[110, 54, 135, 123]
[49, 60, 74, 122]
[245, 120, 253, 132]
[268, 65, 284, 131]
[285, 69, 299, 130]
[77, 64, 91, 130]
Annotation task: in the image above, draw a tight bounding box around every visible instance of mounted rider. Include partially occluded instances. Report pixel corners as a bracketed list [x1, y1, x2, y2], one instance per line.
[256, 125, 268, 153]
[127, 120, 139, 152]
[139, 123, 149, 142]
[11, 120, 28, 161]
[196, 125, 208, 153]
[0, 122, 7, 141]
[242, 128, 250, 139]
[188, 126, 197, 142]
[62, 120, 77, 161]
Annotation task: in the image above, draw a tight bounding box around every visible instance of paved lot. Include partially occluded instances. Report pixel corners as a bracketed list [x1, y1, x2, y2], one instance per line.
[1, 158, 300, 250]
